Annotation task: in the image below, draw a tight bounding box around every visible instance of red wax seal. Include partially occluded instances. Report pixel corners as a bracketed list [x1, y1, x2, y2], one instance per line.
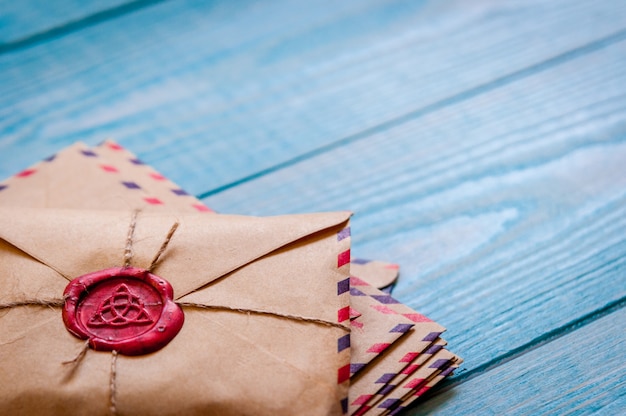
[63, 267, 184, 356]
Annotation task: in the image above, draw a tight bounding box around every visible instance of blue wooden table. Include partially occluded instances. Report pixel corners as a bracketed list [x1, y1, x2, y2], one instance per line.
[1, 1, 625, 414]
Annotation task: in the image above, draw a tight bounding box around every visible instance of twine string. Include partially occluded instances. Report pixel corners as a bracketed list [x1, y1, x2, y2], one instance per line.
[178, 302, 350, 331]
[148, 222, 179, 272]
[0, 299, 350, 332]
[62, 339, 90, 369]
[109, 350, 118, 416]
[0, 299, 65, 310]
[123, 210, 139, 267]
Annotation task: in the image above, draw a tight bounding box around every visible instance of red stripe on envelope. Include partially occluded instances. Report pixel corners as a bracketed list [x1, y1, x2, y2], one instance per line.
[351, 394, 373, 406]
[338, 364, 350, 384]
[337, 250, 350, 267]
[16, 169, 36, 178]
[192, 204, 213, 212]
[143, 197, 163, 205]
[106, 142, 124, 150]
[338, 306, 350, 322]
[100, 165, 118, 173]
[403, 313, 433, 323]
[400, 352, 420, 363]
[149, 172, 166, 181]
[353, 405, 372, 416]
[401, 364, 420, 375]
[366, 343, 391, 354]
[404, 378, 426, 389]
[349, 276, 369, 286]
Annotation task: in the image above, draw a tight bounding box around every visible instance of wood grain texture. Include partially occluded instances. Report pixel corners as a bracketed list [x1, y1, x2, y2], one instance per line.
[205, 37, 626, 381]
[1, 0, 625, 196]
[408, 308, 626, 415]
[0, 0, 625, 413]
[0, 0, 131, 44]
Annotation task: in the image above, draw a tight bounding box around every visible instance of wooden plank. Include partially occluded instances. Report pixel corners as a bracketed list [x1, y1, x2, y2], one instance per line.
[0, 2, 623, 411]
[0, 0, 131, 44]
[204, 39, 626, 378]
[407, 307, 626, 415]
[1, 0, 626, 195]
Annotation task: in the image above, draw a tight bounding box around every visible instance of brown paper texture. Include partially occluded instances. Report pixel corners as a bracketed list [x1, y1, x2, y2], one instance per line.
[348, 290, 414, 375]
[375, 349, 459, 416]
[349, 260, 399, 290]
[349, 337, 446, 416]
[94, 140, 215, 213]
[0, 143, 352, 415]
[387, 361, 460, 415]
[347, 276, 447, 415]
[0, 141, 208, 214]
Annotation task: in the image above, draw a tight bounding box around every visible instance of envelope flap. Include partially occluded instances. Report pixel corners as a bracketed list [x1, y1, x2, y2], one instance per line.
[0, 207, 351, 298]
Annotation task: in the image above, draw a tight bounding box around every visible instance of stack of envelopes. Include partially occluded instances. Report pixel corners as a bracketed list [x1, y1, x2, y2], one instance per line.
[0, 141, 461, 415]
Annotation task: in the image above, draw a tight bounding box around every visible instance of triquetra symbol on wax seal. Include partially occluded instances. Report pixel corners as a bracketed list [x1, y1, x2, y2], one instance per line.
[62, 267, 184, 356]
[88, 284, 154, 327]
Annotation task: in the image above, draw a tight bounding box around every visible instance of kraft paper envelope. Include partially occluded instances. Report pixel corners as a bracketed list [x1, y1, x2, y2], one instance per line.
[0, 142, 198, 213]
[387, 362, 459, 416]
[0, 141, 461, 415]
[347, 291, 414, 376]
[349, 260, 399, 291]
[0, 207, 351, 415]
[376, 350, 458, 416]
[348, 276, 447, 416]
[352, 338, 447, 415]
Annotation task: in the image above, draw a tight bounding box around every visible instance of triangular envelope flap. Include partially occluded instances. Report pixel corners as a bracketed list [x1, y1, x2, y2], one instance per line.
[0, 208, 351, 298]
